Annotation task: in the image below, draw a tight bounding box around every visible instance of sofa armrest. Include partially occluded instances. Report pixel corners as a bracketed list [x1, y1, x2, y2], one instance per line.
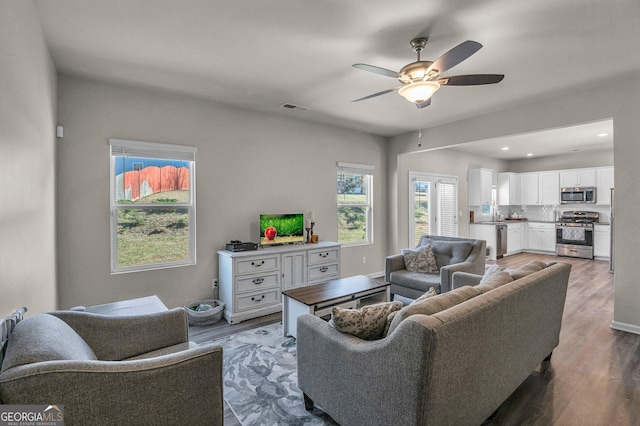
[297, 314, 436, 425]
[451, 271, 483, 289]
[50, 308, 189, 360]
[440, 261, 477, 293]
[0, 343, 223, 425]
[385, 254, 406, 282]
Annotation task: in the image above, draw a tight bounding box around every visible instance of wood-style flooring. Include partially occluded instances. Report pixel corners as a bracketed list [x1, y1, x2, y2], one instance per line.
[189, 253, 640, 426]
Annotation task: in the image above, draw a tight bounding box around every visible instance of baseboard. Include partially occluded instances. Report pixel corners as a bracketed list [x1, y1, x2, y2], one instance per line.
[366, 271, 385, 279]
[610, 320, 640, 335]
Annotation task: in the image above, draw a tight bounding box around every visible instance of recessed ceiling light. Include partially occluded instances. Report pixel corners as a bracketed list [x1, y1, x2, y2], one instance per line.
[597, 132, 609, 137]
[526, 153, 534, 157]
[501, 146, 509, 151]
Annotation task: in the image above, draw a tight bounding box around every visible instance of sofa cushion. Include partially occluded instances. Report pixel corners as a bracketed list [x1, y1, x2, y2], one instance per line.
[386, 286, 482, 335]
[401, 244, 438, 273]
[421, 239, 473, 269]
[385, 287, 437, 335]
[480, 264, 506, 284]
[1, 314, 97, 372]
[331, 301, 403, 340]
[508, 260, 547, 280]
[476, 271, 514, 293]
[389, 270, 440, 292]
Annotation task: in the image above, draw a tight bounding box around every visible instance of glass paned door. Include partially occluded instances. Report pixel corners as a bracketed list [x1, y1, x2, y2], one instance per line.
[409, 172, 458, 246]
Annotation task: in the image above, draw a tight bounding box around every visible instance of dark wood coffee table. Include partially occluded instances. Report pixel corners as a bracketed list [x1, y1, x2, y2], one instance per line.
[282, 275, 390, 337]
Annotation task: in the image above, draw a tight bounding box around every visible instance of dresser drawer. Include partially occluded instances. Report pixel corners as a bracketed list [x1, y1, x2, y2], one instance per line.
[236, 290, 280, 312]
[308, 247, 340, 265]
[235, 255, 279, 275]
[236, 273, 280, 294]
[308, 262, 339, 281]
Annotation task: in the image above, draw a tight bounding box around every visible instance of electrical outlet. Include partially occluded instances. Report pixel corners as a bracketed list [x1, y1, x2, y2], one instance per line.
[362, 256, 367, 264]
[212, 278, 218, 289]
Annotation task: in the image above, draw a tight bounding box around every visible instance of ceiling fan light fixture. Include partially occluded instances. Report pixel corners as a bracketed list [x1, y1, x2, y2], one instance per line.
[398, 81, 441, 104]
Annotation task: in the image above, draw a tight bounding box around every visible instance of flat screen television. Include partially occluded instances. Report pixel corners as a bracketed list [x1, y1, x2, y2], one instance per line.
[260, 213, 305, 246]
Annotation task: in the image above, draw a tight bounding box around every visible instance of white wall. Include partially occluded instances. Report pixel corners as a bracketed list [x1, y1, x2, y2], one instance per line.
[56, 75, 388, 309]
[0, 2, 57, 316]
[507, 148, 613, 172]
[388, 73, 640, 334]
[393, 148, 508, 250]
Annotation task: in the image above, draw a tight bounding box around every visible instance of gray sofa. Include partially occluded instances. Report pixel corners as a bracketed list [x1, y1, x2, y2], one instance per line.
[297, 261, 571, 426]
[0, 308, 223, 425]
[385, 235, 486, 297]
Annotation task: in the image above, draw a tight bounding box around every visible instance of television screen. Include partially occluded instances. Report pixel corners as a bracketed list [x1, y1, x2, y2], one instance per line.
[260, 213, 305, 246]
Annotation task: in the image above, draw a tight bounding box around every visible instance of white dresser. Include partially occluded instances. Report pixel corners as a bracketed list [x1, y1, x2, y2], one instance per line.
[217, 241, 341, 324]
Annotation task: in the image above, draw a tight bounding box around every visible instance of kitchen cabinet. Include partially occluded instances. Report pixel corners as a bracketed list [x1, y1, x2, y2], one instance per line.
[470, 223, 497, 260]
[469, 168, 493, 206]
[520, 172, 559, 205]
[526, 222, 556, 252]
[506, 222, 524, 254]
[560, 169, 596, 187]
[596, 167, 614, 205]
[497, 172, 520, 206]
[594, 224, 611, 258]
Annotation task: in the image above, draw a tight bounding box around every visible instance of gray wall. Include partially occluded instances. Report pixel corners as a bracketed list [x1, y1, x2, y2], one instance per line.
[388, 74, 640, 334]
[56, 75, 388, 309]
[0, 2, 57, 316]
[507, 148, 613, 172]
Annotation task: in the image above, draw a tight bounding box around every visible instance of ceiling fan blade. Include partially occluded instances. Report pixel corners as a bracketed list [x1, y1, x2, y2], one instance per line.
[351, 87, 400, 103]
[417, 98, 431, 109]
[352, 63, 400, 79]
[427, 40, 483, 76]
[438, 74, 505, 86]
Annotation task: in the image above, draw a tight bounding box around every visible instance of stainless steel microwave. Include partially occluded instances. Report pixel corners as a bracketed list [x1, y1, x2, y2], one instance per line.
[560, 187, 596, 204]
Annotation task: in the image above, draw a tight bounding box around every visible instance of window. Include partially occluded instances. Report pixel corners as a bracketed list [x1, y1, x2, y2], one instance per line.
[337, 162, 373, 245]
[109, 139, 197, 273]
[409, 172, 458, 246]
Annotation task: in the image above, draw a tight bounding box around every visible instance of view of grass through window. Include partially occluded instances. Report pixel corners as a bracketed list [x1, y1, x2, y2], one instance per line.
[337, 171, 371, 244]
[413, 181, 430, 246]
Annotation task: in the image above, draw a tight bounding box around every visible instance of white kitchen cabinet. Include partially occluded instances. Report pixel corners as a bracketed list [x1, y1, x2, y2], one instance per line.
[470, 223, 496, 260]
[498, 172, 520, 206]
[539, 172, 560, 205]
[520, 173, 539, 205]
[596, 167, 614, 205]
[594, 224, 611, 258]
[506, 222, 524, 254]
[526, 222, 556, 252]
[281, 251, 307, 290]
[469, 168, 493, 206]
[560, 169, 596, 187]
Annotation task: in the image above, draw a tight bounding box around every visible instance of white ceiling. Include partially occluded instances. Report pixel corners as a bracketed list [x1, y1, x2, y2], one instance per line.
[33, 0, 638, 156]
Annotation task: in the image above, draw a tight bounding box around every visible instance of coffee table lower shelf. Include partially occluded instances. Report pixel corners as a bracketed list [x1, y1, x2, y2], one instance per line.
[282, 275, 390, 338]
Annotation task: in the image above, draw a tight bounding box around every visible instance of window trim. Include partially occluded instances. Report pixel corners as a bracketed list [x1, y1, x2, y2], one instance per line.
[109, 138, 197, 274]
[337, 162, 374, 246]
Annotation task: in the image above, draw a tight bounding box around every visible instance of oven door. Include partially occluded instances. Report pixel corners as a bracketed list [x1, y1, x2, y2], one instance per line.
[555, 224, 593, 246]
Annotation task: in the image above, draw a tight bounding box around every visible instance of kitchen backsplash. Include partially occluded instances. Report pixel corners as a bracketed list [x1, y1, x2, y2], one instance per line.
[471, 204, 610, 223]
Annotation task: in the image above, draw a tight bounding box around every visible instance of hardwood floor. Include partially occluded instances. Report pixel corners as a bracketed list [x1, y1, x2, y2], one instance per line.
[190, 253, 640, 425]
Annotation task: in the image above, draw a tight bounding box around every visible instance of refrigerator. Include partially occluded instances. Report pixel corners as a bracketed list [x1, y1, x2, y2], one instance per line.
[609, 188, 615, 273]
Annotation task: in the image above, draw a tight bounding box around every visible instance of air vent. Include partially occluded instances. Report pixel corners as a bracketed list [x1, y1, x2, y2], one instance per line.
[280, 103, 310, 112]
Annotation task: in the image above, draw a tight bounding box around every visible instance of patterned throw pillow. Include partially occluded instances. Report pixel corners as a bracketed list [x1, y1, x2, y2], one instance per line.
[480, 264, 506, 284]
[401, 244, 439, 273]
[331, 301, 403, 340]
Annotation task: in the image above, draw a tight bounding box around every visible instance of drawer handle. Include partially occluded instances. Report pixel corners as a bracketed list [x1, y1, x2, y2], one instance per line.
[251, 260, 265, 267]
[252, 278, 264, 285]
[319, 266, 328, 273]
[251, 295, 265, 302]
[319, 252, 329, 258]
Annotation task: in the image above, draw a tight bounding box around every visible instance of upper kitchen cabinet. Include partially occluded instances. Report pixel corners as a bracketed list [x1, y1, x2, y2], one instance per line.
[559, 169, 596, 187]
[520, 172, 559, 205]
[469, 168, 493, 206]
[497, 172, 520, 206]
[596, 167, 614, 205]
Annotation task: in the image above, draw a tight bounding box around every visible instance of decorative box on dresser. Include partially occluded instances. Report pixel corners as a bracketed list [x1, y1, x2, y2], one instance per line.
[218, 241, 341, 324]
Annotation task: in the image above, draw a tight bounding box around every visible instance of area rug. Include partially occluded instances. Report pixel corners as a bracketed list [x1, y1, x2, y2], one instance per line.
[208, 323, 336, 426]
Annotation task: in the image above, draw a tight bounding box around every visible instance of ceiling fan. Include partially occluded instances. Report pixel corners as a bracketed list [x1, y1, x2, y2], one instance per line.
[352, 38, 504, 109]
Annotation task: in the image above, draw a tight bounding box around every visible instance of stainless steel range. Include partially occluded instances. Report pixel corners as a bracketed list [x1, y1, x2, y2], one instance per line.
[555, 211, 598, 259]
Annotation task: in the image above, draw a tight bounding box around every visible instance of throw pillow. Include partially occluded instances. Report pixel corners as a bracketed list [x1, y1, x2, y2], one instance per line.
[509, 260, 547, 280]
[385, 287, 438, 336]
[480, 264, 506, 284]
[386, 286, 482, 336]
[331, 301, 403, 340]
[401, 244, 439, 273]
[476, 271, 513, 293]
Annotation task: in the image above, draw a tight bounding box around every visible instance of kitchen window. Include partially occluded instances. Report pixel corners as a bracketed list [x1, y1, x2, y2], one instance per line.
[337, 162, 373, 245]
[109, 138, 197, 273]
[409, 172, 458, 246]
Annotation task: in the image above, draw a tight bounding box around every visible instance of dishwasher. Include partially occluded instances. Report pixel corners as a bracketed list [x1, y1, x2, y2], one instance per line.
[496, 224, 507, 259]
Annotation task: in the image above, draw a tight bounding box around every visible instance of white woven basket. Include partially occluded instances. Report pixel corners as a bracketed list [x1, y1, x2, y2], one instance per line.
[185, 299, 225, 326]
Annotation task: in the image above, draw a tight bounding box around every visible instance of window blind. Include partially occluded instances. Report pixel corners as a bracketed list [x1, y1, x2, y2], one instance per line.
[109, 138, 197, 161]
[336, 162, 374, 175]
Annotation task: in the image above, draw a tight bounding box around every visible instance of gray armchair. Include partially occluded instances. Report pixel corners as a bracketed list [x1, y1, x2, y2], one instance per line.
[385, 235, 486, 298]
[0, 308, 223, 425]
